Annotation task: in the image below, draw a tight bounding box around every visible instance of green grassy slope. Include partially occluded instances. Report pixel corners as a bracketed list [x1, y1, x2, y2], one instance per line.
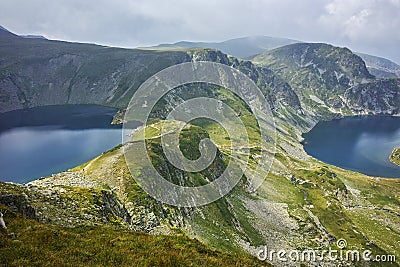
[1, 32, 399, 266]
[0, 205, 265, 267]
[20, 113, 399, 265]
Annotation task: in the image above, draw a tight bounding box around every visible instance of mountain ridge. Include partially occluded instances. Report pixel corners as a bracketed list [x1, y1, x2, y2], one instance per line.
[151, 34, 400, 79]
[252, 42, 399, 117]
[0, 26, 399, 266]
[356, 52, 400, 78]
[152, 35, 300, 59]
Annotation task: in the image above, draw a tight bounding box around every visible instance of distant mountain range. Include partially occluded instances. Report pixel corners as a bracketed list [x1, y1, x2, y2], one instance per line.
[0, 25, 47, 40]
[0, 24, 398, 116]
[0, 25, 19, 38]
[153, 36, 300, 59]
[153, 36, 400, 79]
[356, 52, 400, 78]
[2, 24, 398, 78]
[20, 34, 47, 40]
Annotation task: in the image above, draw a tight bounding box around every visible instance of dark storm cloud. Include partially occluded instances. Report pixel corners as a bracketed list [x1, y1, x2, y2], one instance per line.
[0, 0, 399, 63]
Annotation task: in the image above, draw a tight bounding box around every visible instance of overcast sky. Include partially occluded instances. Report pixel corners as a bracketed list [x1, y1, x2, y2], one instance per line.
[1, 0, 399, 63]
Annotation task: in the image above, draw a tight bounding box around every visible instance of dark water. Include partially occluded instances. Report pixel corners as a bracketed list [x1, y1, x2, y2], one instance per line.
[0, 105, 128, 183]
[303, 116, 400, 178]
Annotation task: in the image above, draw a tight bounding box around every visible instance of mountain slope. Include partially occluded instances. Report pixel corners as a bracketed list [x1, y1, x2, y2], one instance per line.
[0, 25, 19, 39]
[153, 36, 300, 59]
[0, 203, 263, 267]
[152, 33, 400, 79]
[0, 29, 304, 127]
[356, 52, 400, 78]
[0, 29, 193, 113]
[3, 118, 399, 265]
[252, 42, 399, 117]
[0, 28, 400, 266]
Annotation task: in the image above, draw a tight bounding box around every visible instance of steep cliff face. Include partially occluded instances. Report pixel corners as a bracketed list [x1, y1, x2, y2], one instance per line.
[0, 34, 297, 120]
[344, 79, 400, 115]
[0, 32, 192, 113]
[252, 43, 374, 90]
[0, 33, 304, 129]
[0, 182, 132, 227]
[252, 43, 400, 118]
[234, 60, 303, 113]
[2, 30, 397, 121]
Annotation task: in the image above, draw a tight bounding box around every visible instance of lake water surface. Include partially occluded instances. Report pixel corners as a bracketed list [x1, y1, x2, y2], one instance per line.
[2, 108, 399, 183]
[303, 116, 400, 178]
[0, 105, 126, 183]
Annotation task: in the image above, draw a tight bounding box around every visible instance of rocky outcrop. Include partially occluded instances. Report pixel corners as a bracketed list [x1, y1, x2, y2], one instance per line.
[252, 42, 400, 119]
[344, 78, 400, 115]
[0, 182, 132, 227]
[0, 192, 36, 219]
[95, 190, 131, 224]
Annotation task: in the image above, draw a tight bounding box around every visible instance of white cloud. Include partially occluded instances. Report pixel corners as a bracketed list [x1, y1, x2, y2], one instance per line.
[0, 0, 399, 63]
[318, 0, 400, 62]
[320, 0, 400, 42]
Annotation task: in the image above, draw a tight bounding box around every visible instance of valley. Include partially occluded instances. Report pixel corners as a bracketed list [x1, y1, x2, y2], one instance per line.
[0, 25, 399, 266]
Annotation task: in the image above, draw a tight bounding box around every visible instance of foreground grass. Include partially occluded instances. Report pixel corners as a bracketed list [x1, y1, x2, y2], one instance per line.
[0, 209, 265, 267]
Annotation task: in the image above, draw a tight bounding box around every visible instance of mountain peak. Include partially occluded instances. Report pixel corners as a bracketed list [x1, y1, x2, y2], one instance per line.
[0, 26, 47, 40]
[0, 25, 19, 39]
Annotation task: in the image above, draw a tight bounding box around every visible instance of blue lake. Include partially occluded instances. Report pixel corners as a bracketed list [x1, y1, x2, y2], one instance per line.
[303, 116, 400, 178]
[0, 105, 130, 183]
